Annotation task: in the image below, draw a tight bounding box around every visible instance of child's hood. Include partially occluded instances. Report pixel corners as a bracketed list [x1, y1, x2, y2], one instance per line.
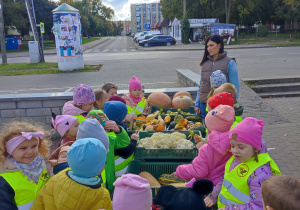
[0, 157, 18, 174]
[206, 130, 231, 155]
[123, 94, 137, 106]
[48, 142, 74, 166]
[62, 101, 86, 116]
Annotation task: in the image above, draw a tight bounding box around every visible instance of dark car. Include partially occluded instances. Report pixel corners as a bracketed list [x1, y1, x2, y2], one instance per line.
[139, 35, 176, 47]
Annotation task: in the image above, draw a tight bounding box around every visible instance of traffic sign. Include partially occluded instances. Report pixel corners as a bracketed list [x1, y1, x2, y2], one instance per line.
[40, 22, 45, 33]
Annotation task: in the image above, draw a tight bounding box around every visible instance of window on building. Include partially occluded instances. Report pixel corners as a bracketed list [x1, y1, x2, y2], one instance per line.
[136, 5, 140, 11]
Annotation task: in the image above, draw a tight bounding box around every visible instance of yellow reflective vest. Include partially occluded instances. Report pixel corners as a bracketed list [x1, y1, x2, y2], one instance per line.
[0, 169, 49, 209]
[218, 153, 281, 208]
[114, 153, 134, 178]
[73, 114, 85, 124]
[126, 99, 146, 115]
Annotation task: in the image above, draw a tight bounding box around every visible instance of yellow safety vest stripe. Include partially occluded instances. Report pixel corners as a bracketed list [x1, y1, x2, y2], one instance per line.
[100, 169, 107, 188]
[218, 153, 281, 208]
[114, 153, 134, 177]
[126, 99, 146, 115]
[0, 169, 49, 205]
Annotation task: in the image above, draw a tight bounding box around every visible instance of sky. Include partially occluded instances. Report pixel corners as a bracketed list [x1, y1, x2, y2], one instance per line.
[102, 0, 160, 21]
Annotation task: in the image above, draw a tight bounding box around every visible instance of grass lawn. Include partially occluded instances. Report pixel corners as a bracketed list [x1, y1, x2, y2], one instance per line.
[0, 62, 102, 76]
[2, 37, 101, 53]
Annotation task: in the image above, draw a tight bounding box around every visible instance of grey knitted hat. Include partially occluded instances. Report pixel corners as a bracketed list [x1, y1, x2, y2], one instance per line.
[76, 119, 109, 152]
[210, 70, 227, 88]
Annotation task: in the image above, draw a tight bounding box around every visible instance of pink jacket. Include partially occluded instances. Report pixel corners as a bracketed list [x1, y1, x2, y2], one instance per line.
[176, 131, 232, 185]
[123, 94, 149, 123]
[62, 101, 86, 116]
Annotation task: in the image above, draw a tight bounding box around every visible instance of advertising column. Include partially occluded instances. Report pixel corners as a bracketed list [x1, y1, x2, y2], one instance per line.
[52, 3, 84, 71]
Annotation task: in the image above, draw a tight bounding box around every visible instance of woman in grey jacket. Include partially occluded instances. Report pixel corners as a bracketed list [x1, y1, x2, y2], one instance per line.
[195, 34, 239, 118]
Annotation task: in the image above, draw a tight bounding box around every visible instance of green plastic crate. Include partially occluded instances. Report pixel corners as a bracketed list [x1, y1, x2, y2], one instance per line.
[135, 131, 201, 161]
[126, 160, 189, 203]
[150, 106, 196, 115]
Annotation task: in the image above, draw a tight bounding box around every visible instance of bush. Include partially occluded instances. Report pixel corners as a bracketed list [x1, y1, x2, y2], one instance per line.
[257, 25, 269, 37]
[181, 15, 190, 44]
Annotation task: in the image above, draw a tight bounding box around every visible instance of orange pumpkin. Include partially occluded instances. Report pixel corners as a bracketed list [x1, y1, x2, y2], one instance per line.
[173, 91, 192, 99]
[148, 92, 172, 108]
[183, 119, 189, 127]
[172, 96, 193, 109]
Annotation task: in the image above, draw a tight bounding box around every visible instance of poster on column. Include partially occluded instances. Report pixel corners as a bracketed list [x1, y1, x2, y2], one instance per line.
[52, 12, 82, 58]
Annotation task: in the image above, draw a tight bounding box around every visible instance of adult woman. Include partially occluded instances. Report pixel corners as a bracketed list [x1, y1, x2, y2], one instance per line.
[195, 34, 239, 118]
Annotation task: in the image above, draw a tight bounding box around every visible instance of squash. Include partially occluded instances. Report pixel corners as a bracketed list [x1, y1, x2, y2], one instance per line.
[164, 115, 171, 124]
[168, 121, 177, 130]
[145, 125, 154, 131]
[146, 110, 160, 121]
[135, 119, 147, 127]
[154, 124, 165, 131]
[148, 92, 172, 108]
[169, 183, 187, 187]
[158, 174, 188, 185]
[139, 172, 161, 187]
[172, 96, 193, 109]
[194, 122, 203, 127]
[183, 119, 189, 127]
[173, 91, 192, 99]
[157, 115, 165, 125]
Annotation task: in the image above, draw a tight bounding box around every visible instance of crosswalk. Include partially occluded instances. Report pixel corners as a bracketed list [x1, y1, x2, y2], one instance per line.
[84, 49, 136, 53]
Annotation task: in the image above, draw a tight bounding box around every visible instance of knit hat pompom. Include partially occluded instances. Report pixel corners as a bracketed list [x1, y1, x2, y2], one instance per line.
[129, 76, 142, 91]
[73, 84, 95, 105]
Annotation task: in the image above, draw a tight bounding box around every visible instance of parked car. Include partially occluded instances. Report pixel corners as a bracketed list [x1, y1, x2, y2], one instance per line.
[135, 31, 161, 42]
[139, 34, 162, 42]
[139, 35, 176, 47]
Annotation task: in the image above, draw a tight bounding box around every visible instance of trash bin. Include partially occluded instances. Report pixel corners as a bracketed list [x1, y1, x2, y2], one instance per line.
[28, 41, 40, 63]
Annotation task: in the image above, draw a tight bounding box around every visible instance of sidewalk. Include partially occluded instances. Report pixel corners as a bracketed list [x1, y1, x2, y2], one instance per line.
[2, 37, 111, 58]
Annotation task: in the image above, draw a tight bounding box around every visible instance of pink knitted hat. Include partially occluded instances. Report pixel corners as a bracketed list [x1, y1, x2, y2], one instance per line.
[205, 105, 235, 132]
[73, 84, 95, 105]
[229, 117, 264, 150]
[51, 114, 77, 137]
[129, 76, 142, 91]
[113, 174, 152, 210]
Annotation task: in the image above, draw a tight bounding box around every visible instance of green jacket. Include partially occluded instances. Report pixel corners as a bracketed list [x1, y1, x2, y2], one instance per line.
[105, 127, 130, 194]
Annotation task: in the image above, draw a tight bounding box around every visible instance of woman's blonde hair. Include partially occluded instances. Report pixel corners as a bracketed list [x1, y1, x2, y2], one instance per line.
[0, 121, 52, 165]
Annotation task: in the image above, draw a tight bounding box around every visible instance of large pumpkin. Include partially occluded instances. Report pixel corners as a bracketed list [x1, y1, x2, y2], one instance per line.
[173, 91, 192, 99]
[148, 92, 172, 108]
[172, 96, 193, 109]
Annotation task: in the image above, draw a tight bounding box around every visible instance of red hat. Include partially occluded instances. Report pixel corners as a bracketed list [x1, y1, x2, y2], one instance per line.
[109, 95, 126, 104]
[207, 92, 234, 110]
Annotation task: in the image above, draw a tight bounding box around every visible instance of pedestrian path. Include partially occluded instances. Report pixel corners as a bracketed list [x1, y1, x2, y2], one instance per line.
[84, 49, 137, 53]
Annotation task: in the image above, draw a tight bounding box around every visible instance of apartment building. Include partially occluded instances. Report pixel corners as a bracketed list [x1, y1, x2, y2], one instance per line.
[130, 2, 162, 33]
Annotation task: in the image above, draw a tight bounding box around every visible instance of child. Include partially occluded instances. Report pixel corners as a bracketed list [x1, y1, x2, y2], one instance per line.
[102, 82, 118, 99]
[104, 101, 138, 177]
[31, 138, 112, 210]
[213, 82, 237, 102]
[51, 112, 79, 145]
[0, 121, 51, 210]
[204, 117, 281, 210]
[156, 179, 214, 210]
[172, 105, 235, 186]
[123, 76, 149, 123]
[49, 113, 80, 175]
[94, 88, 108, 110]
[261, 174, 300, 210]
[63, 84, 95, 123]
[113, 174, 152, 210]
[81, 111, 131, 194]
[108, 95, 126, 104]
[207, 92, 235, 111]
[208, 70, 227, 100]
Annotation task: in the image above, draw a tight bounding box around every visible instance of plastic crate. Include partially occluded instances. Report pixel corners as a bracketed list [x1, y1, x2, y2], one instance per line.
[135, 131, 201, 161]
[126, 160, 189, 203]
[150, 106, 196, 115]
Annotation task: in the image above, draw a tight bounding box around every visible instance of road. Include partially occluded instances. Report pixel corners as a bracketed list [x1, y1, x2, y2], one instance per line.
[0, 36, 299, 94]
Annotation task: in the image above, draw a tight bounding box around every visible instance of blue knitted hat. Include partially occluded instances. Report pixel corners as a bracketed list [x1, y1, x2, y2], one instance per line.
[67, 138, 107, 178]
[210, 70, 227, 88]
[104, 101, 128, 124]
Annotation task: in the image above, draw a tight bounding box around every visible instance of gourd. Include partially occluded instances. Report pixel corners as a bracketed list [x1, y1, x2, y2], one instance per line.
[148, 92, 172, 108]
[154, 124, 164, 131]
[172, 96, 194, 109]
[134, 119, 147, 127]
[157, 115, 165, 125]
[158, 174, 188, 185]
[164, 115, 171, 124]
[145, 125, 154, 131]
[139, 172, 161, 187]
[173, 91, 192, 99]
[146, 110, 160, 121]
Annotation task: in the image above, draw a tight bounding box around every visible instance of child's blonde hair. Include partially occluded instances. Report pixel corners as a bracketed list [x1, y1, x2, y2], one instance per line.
[102, 82, 118, 93]
[261, 174, 300, 210]
[0, 121, 52, 165]
[93, 89, 107, 108]
[213, 83, 237, 101]
[207, 87, 217, 100]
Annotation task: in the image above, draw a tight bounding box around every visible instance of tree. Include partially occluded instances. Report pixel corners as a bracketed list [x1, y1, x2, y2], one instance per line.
[181, 14, 190, 44]
[35, 0, 57, 37]
[225, 0, 232, 23]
